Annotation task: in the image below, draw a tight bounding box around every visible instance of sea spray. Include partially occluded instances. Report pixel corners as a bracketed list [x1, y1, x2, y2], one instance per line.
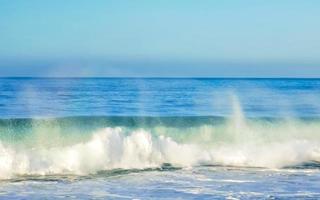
[0, 128, 205, 178]
[0, 96, 320, 178]
[0, 120, 320, 179]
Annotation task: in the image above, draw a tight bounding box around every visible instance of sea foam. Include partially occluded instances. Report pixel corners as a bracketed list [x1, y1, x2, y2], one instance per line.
[0, 124, 320, 179]
[0, 98, 320, 179]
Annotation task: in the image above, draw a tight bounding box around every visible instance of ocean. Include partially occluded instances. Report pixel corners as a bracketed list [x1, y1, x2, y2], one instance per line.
[0, 78, 319, 199]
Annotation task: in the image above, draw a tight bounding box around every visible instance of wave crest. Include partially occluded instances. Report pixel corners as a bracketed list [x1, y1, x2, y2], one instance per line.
[0, 126, 320, 179]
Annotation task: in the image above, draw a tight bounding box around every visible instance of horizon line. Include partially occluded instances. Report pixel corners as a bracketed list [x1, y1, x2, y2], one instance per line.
[0, 76, 319, 79]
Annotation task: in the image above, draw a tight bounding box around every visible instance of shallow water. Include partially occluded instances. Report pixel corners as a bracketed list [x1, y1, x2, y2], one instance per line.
[1, 166, 320, 199]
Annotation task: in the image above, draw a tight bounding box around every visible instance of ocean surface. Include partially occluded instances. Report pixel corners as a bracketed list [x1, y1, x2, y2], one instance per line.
[0, 78, 320, 199]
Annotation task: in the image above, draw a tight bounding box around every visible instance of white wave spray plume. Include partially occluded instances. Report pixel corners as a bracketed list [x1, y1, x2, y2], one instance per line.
[0, 94, 320, 179]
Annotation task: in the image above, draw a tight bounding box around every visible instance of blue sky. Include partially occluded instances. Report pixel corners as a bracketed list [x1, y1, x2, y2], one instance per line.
[0, 0, 319, 77]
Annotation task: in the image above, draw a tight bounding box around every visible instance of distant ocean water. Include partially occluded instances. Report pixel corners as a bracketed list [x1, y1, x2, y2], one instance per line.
[0, 78, 320, 199]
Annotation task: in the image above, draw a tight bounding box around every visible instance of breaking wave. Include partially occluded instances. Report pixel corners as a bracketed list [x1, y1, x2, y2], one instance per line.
[0, 100, 320, 179]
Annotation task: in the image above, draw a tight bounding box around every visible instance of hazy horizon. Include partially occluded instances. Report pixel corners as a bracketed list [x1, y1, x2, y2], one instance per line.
[0, 0, 319, 77]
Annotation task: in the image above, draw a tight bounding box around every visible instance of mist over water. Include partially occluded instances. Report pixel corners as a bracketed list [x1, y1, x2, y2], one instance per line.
[0, 78, 320, 199]
[1, 78, 320, 118]
[0, 78, 320, 179]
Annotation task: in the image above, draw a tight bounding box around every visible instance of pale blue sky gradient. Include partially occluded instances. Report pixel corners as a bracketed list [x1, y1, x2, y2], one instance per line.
[0, 0, 319, 77]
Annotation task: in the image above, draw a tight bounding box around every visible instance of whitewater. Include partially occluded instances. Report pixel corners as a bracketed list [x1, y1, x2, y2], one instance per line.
[1, 98, 320, 179]
[0, 78, 320, 199]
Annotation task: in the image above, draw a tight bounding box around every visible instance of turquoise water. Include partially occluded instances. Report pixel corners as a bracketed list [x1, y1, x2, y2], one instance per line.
[0, 78, 320, 199]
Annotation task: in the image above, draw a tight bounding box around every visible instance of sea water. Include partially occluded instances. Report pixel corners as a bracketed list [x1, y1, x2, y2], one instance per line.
[0, 78, 319, 199]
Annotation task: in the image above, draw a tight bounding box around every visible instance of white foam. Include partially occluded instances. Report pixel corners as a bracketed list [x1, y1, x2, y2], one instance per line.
[0, 125, 319, 179]
[0, 97, 320, 179]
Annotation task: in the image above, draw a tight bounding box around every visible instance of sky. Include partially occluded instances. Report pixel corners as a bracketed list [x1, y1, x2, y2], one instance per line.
[0, 0, 319, 77]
